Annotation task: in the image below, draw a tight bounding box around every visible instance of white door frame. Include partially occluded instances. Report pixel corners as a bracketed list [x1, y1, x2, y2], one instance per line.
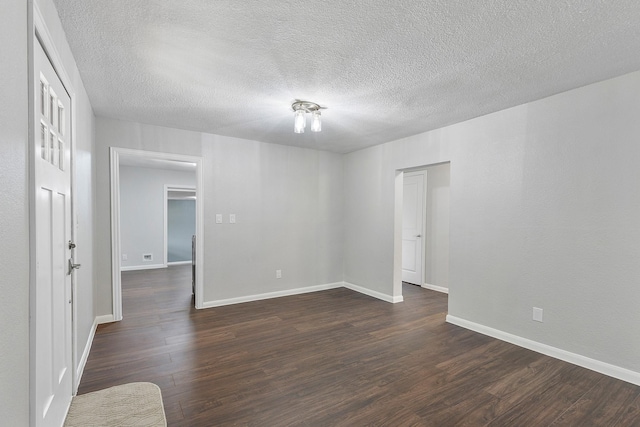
[402, 170, 427, 285]
[31, 2, 81, 405]
[393, 163, 450, 301]
[110, 147, 205, 320]
[164, 185, 196, 266]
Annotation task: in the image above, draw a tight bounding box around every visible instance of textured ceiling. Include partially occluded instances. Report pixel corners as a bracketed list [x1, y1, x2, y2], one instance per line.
[52, 0, 640, 153]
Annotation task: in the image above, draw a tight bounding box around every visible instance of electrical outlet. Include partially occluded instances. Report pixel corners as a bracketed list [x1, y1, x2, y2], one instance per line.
[143, 253, 153, 262]
[533, 307, 543, 322]
[215, 214, 223, 224]
[276, 269, 282, 279]
[122, 254, 127, 261]
[230, 214, 236, 223]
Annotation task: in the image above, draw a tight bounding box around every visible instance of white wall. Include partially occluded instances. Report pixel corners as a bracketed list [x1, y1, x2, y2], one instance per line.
[0, 1, 30, 423]
[344, 70, 640, 376]
[73, 97, 96, 384]
[424, 163, 450, 289]
[119, 166, 195, 268]
[95, 118, 344, 313]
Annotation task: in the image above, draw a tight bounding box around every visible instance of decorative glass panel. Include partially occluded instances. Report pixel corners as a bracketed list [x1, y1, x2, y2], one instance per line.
[58, 102, 65, 136]
[40, 78, 48, 119]
[50, 130, 58, 167]
[58, 139, 65, 171]
[49, 90, 57, 128]
[40, 121, 48, 161]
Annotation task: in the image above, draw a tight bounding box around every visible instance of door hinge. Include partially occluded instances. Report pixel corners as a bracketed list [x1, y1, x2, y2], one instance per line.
[68, 259, 81, 275]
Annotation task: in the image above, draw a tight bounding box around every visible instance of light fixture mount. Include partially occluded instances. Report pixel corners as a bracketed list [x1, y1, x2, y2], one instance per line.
[291, 100, 324, 113]
[292, 100, 326, 133]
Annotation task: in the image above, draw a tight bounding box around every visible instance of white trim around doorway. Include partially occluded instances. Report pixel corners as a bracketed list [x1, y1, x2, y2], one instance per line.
[110, 147, 205, 321]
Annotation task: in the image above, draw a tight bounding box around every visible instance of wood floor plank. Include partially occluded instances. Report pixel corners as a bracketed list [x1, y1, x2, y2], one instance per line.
[77, 268, 640, 426]
[550, 376, 640, 426]
[485, 366, 605, 426]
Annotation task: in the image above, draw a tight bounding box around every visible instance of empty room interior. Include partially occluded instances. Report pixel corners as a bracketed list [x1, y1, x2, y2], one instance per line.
[3, 1, 640, 425]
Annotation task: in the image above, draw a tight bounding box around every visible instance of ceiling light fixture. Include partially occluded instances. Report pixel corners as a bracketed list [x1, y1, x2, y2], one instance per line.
[292, 100, 325, 133]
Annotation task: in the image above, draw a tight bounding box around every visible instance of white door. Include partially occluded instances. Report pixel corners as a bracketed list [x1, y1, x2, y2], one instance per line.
[402, 172, 425, 285]
[33, 38, 74, 427]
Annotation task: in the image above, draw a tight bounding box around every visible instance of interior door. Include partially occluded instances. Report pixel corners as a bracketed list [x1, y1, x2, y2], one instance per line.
[402, 172, 425, 285]
[33, 38, 73, 427]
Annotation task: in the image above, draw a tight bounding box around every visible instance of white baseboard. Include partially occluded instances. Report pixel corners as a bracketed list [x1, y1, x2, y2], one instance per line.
[343, 281, 403, 303]
[422, 283, 449, 294]
[446, 315, 640, 387]
[75, 317, 98, 393]
[120, 264, 167, 271]
[202, 281, 404, 309]
[202, 282, 344, 308]
[167, 261, 191, 266]
[96, 314, 115, 324]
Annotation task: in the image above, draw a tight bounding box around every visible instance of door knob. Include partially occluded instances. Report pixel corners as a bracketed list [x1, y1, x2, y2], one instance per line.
[416, 234, 422, 238]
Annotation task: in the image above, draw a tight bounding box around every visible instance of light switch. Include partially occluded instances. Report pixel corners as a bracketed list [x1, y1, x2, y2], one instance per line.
[229, 214, 236, 224]
[215, 214, 222, 224]
[533, 307, 543, 322]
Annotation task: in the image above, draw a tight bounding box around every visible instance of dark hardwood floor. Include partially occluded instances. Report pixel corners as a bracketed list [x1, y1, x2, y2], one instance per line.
[78, 266, 640, 426]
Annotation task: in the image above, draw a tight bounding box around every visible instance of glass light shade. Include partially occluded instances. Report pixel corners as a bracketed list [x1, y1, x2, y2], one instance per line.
[294, 109, 306, 133]
[311, 110, 321, 132]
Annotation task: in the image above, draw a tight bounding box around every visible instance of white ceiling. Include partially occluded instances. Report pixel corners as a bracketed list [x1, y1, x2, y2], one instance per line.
[52, 0, 640, 153]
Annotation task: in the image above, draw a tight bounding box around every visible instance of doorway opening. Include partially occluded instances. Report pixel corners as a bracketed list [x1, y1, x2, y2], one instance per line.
[164, 185, 196, 267]
[396, 162, 450, 300]
[110, 148, 204, 321]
